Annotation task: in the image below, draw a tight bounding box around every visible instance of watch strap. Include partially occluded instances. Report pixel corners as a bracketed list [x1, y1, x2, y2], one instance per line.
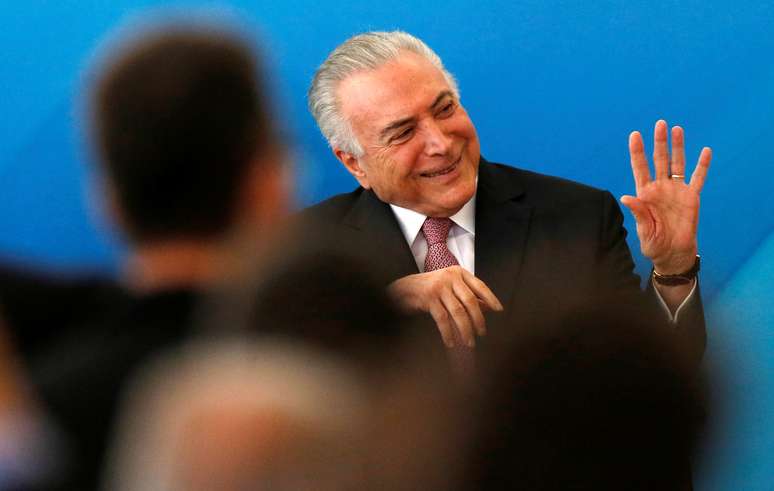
[652, 255, 701, 286]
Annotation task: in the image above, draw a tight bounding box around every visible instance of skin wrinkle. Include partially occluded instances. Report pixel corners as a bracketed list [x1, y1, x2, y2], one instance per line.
[379, 90, 455, 144]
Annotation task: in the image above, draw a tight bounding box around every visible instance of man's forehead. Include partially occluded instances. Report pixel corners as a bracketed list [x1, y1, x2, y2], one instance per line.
[337, 52, 452, 133]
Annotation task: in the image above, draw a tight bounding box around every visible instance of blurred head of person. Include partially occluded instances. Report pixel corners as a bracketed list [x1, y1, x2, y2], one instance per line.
[105, 339, 370, 491]
[194, 245, 465, 491]
[466, 300, 707, 491]
[87, 23, 288, 289]
[108, 322, 464, 491]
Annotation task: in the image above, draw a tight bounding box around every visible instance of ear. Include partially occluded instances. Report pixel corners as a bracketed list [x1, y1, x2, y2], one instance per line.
[94, 177, 133, 241]
[241, 145, 289, 228]
[333, 148, 370, 189]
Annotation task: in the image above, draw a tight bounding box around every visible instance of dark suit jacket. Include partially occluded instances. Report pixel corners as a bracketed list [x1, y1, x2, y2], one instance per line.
[29, 287, 201, 491]
[303, 157, 706, 364]
[0, 265, 125, 362]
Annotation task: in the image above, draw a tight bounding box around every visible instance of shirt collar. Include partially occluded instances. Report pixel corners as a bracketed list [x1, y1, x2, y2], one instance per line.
[390, 191, 477, 246]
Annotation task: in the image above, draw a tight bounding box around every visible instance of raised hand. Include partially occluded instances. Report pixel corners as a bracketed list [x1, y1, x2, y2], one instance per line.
[620, 120, 711, 275]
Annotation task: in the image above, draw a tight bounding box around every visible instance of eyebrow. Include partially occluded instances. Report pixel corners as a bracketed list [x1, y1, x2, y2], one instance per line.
[429, 90, 454, 111]
[379, 116, 415, 141]
[379, 90, 456, 141]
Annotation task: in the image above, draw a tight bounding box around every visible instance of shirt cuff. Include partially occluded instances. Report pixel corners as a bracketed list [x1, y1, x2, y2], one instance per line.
[651, 277, 699, 324]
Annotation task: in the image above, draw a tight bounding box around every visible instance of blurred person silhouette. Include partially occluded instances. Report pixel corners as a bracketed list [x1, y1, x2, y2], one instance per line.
[246, 249, 469, 490]
[0, 312, 65, 490]
[109, 343, 466, 491]
[227, 244, 440, 370]
[28, 21, 288, 491]
[464, 298, 707, 491]
[0, 264, 125, 365]
[104, 339, 370, 491]
[106, 257, 465, 491]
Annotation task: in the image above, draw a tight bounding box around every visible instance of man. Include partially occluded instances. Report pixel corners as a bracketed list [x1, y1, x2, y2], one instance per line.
[30, 24, 288, 490]
[305, 31, 710, 364]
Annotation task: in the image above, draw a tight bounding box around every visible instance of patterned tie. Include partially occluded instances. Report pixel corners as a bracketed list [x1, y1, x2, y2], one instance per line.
[421, 217, 476, 379]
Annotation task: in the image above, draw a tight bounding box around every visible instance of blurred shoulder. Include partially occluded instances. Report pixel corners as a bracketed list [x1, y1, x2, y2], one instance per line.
[299, 187, 365, 223]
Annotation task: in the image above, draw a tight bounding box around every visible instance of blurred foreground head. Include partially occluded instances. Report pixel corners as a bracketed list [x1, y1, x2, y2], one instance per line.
[106, 337, 462, 491]
[468, 301, 707, 490]
[106, 339, 369, 491]
[88, 23, 286, 245]
[107, 250, 465, 491]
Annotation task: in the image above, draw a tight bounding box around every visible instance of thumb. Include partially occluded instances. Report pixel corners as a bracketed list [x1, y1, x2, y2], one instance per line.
[620, 195, 652, 232]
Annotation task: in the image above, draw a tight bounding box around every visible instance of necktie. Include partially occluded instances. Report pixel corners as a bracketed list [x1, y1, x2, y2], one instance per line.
[421, 217, 475, 379]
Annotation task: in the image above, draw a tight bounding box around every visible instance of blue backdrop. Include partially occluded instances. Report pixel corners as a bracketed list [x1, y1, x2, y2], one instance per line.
[1, 1, 772, 488]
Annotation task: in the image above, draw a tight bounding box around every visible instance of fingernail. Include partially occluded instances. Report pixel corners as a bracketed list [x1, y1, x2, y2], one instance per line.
[467, 338, 476, 348]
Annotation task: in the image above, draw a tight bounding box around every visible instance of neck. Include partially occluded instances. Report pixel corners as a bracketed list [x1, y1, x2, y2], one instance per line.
[124, 240, 229, 293]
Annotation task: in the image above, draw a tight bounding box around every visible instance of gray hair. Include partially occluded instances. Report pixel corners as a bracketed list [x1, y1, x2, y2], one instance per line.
[308, 31, 459, 157]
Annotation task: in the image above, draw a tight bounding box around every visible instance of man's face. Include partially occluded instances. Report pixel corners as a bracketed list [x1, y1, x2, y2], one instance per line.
[335, 51, 480, 217]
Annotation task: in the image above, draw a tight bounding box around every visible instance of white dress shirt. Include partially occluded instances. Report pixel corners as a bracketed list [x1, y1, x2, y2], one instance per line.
[389, 191, 696, 323]
[390, 192, 476, 274]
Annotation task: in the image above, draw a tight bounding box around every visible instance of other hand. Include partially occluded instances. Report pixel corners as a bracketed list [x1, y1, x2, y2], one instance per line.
[387, 266, 503, 348]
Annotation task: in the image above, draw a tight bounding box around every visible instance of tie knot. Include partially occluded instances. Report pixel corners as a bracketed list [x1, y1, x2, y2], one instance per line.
[422, 217, 453, 246]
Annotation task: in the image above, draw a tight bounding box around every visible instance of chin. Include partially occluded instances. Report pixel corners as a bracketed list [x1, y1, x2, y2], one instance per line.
[438, 187, 475, 215]
[454, 177, 477, 202]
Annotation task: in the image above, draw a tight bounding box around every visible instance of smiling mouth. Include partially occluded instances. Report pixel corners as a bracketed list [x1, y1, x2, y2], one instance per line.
[420, 157, 460, 178]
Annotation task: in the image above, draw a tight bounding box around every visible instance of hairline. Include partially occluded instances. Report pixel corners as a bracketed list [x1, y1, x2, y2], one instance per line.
[337, 53, 459, 157]
[308, 31, 460, 158]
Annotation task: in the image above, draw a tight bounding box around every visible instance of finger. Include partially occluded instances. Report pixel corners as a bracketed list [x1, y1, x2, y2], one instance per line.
[620, 195, 653, 236]
[440, 288, 476, 348]
[628, 131, 651, 194]
[689, 147, 712, 193]
[653, 120, 669, 180]
[670, 125, 686, 179]
[429, 301, 456, 348]
[460, 270, 503, 311]
[452, 280, 487, 336]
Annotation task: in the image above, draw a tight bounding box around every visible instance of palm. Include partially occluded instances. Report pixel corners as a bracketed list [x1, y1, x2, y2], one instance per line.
[621, 121, 711, 274]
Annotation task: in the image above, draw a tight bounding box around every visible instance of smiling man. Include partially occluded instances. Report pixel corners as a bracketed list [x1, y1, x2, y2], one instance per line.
[305, 31, 710, 373]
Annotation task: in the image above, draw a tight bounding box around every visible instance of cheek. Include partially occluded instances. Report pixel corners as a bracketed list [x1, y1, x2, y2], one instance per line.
[364, 154, 407, 193]
[456, 120, 478, 142]
[450, 110, 478, 142]
[385, 146, 423, 180]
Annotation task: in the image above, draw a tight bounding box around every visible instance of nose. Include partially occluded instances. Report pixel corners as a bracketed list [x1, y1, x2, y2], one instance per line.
[422, 120, 452, 157]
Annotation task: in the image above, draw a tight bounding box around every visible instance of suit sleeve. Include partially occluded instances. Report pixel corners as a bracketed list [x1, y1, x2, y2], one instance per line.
[597, 191, 706, 365]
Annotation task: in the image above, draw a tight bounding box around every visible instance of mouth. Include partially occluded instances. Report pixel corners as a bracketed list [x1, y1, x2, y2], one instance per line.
[420, 156, 461, 178]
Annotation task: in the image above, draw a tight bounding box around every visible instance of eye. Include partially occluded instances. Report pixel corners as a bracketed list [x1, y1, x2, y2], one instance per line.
[391, 127, 414, 144]
[436, 101, 456, 118]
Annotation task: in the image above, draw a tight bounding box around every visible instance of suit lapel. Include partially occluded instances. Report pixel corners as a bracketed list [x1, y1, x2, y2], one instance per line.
[475, 159, 533, 311]
[334, 160, 533, 302]
[342, 188, 420, 283]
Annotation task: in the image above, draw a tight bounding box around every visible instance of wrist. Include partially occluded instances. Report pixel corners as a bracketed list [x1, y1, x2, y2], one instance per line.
[653, 249, 698, 275]
[652, 255, 700, 286]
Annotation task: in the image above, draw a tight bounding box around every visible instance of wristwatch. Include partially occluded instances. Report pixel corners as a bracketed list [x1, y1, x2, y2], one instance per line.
[652, 255, 701, 286]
